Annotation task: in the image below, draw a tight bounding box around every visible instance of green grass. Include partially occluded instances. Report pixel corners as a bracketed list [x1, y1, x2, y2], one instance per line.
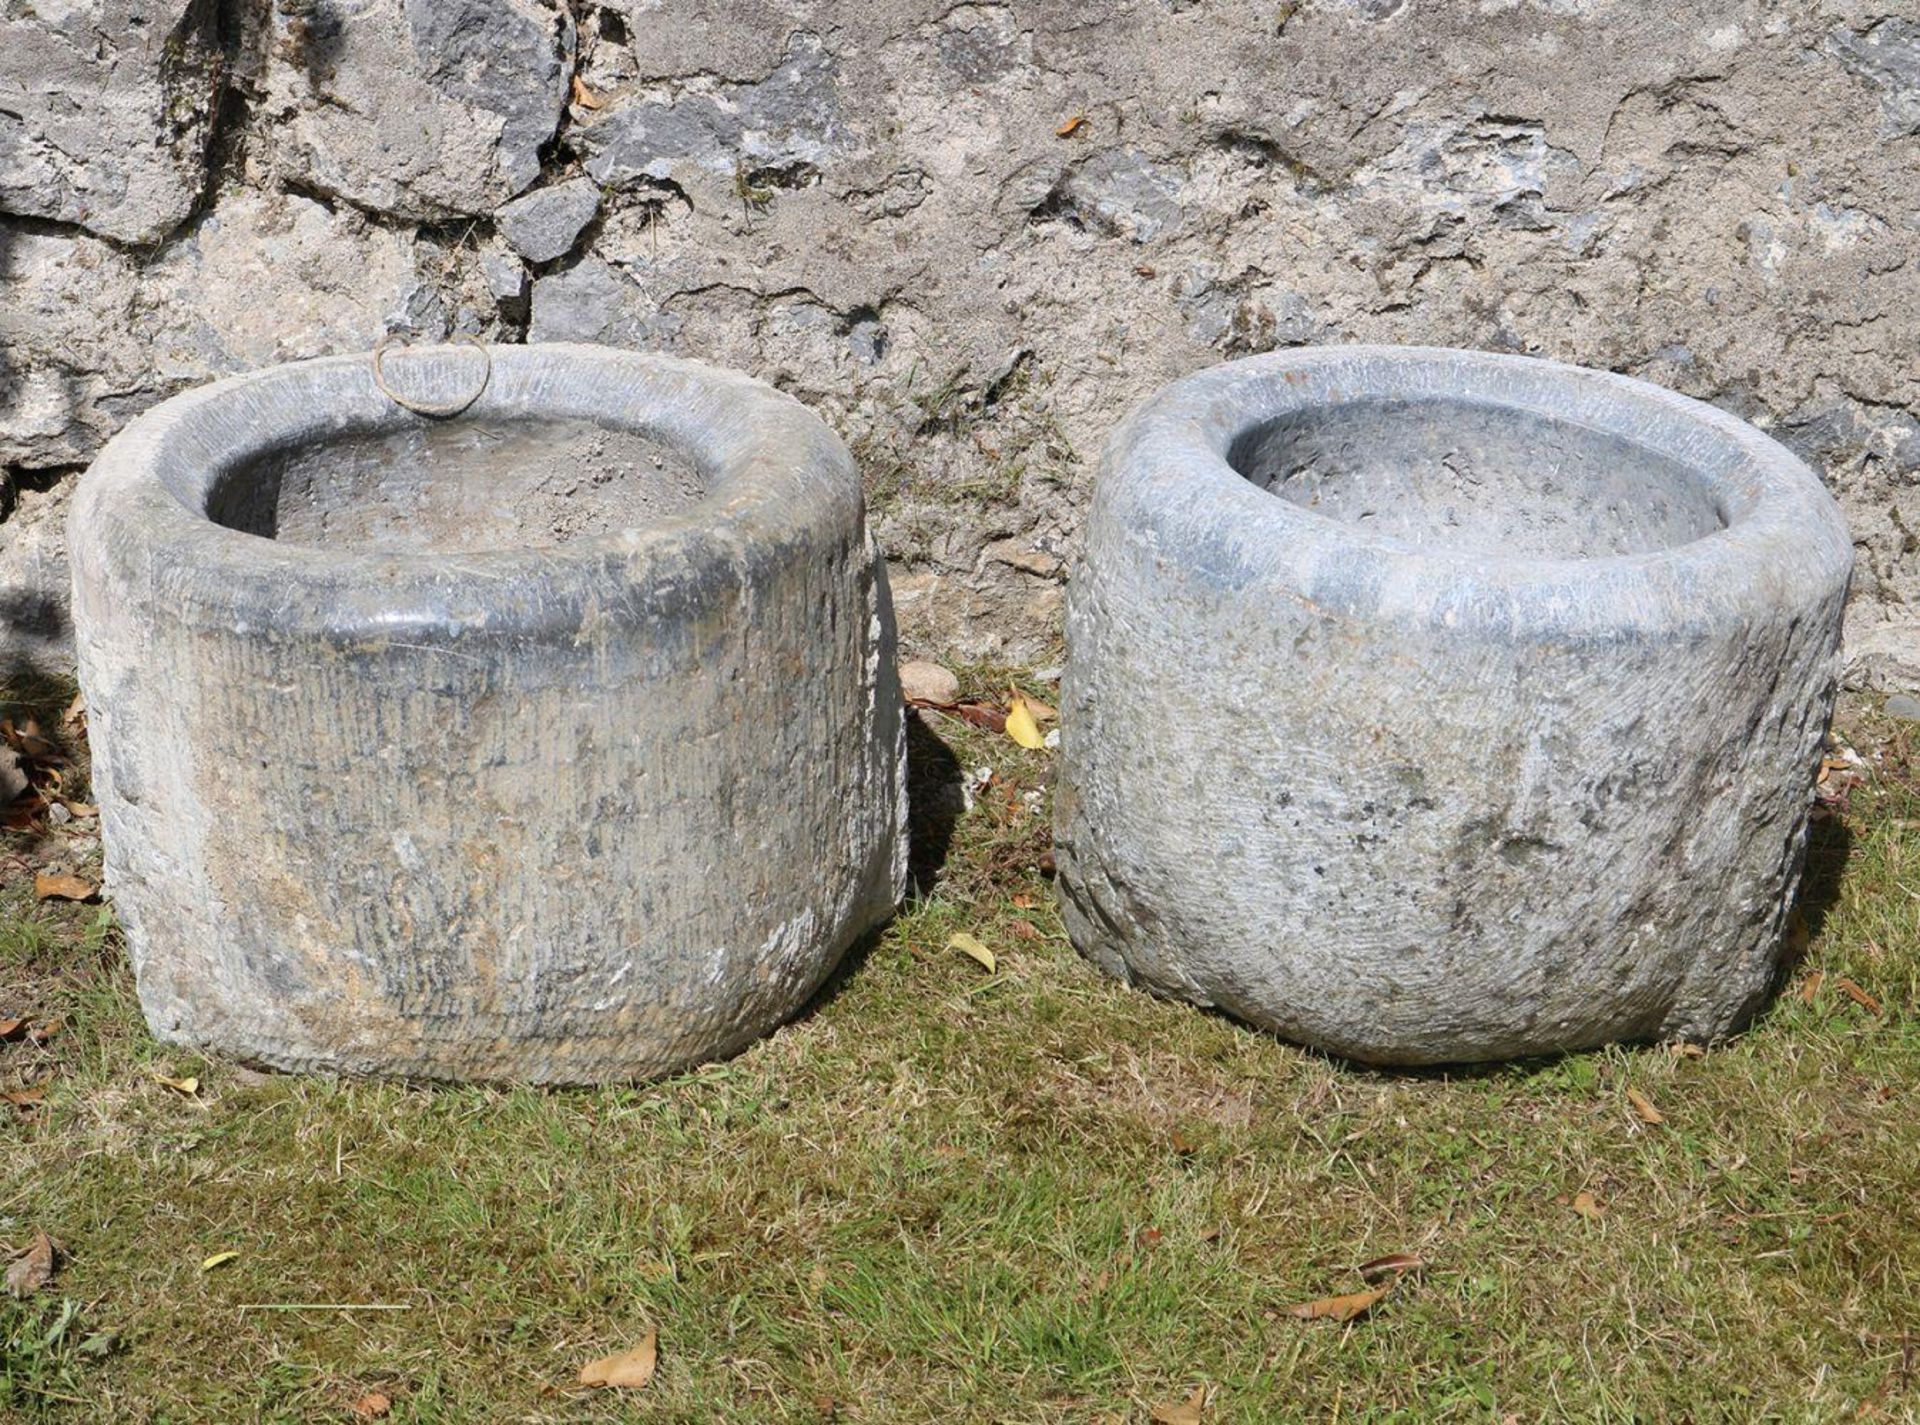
[4, 678, 1920, 1423]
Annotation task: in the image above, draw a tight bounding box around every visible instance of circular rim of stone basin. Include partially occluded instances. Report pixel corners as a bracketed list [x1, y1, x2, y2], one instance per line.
[1109, 344, 1839, 641]
[77, 342, 853, 645]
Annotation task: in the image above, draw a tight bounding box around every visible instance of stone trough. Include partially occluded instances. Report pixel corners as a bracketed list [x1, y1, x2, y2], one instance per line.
[1055, 346, 1853, 1065]
[69, 344, 906, 1084]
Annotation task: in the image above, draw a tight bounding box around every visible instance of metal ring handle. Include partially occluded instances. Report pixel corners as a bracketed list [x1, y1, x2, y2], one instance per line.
[370, 334, 493, 419]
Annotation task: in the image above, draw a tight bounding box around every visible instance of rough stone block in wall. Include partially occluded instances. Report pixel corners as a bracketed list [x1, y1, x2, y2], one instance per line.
[0, 0, 224, 244]
[3, 0, 1919, 687]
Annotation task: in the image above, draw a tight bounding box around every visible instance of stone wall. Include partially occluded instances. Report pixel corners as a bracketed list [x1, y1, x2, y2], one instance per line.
[4, 0, 1918, 685]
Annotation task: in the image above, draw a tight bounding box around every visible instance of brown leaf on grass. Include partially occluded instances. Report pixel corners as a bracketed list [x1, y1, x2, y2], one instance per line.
[1835, 977, 1883, 1015]
[1571, 1191, 1605, 1222]
[25, 1019, 61, 1046]
[1287, 1283, 1392, 1322]
[579, 1329, 658, 1389]
[1008, 918, 1040, 941]
[922, 699, 1008, 733]
[1626, 1088, 1665, 1125]
[1800, 970, 1826, 1005]
[1011, 891, 1037, 909]
[1670, 1042, 1707, 1059]
[1, 717, 54, 759]
[1171, 1128, 1197, 1155]
[3, 1087, 45, 1110]
[1056, 113, 1086, 138]
[151, 1072, 199, 1097]
[1149, 1384, 1205, 1424]
[350, 1392, 392, 1420]
[1357, 1252, 1422, 1283]
[5, 1230, 55, 1297]
[34, 872, 95, 902]
[0, 1017, 25, 1042]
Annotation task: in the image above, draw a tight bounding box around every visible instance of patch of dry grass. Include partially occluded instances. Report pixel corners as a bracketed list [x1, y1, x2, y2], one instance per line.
[4, 677, 1919, 1422]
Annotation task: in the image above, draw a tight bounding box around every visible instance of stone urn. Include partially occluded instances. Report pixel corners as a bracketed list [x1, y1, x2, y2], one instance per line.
[1054, 346, 1852, 1064]
[69, 344, 906, 1083]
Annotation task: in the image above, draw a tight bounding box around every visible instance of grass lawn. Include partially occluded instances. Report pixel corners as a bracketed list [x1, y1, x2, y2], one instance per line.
[4, 671, 1919, 1423]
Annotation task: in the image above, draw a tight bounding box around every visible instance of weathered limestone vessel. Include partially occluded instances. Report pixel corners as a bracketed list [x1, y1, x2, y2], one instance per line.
[69, 344, 906, 1083]
[1055, 346, 1853, 1064]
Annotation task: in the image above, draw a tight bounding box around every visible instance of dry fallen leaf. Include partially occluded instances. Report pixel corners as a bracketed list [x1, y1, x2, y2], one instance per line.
[948, 931, 996, 973]
[34, 872, 95, 902]
[200, 1249, 239, 1272]
[944, 700, 1009, 733]
[0, 1017, 24, 1042]
[1626, 1088, 1665, 1125]
[1008, 918, 1041, 941]
[570, 74, 605, 109]
[1287, 1283, 1392, 1322]
[1835, 977, 1883, 1015]
[1800, 970, 1826, 1005]
[1011, 891, 1037, 909]
[1056, 113, 1086, 138]
[1670, 1042, 1707, 1059]
[1571, 1190, 1605, 1222]
[1005, 695, 1046, 750]
[6, 1230, 55, 1297]
[1357, 1252, 1422, 1283]
[350, 1391, 393, 1420]
[25, 1018, 61, 1046]
[4, 1087, 47, 1110]
[579, 1329, 658, 1389]
[1149, 1384, 1205, 1424]
[152, 1072, 200, 1097]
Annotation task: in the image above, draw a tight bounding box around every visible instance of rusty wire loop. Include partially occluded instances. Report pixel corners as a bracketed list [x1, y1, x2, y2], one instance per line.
[370, 334, 492, 419]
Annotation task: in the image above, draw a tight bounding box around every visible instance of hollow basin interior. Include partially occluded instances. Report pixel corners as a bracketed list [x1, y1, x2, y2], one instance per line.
[207, 417, 708, 553]
[1227, 395, 1729, 558]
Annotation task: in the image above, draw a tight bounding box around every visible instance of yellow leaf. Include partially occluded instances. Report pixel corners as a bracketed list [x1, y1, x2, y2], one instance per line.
[948, 932, 996, 974]
[1286, 1283, 1392, 1322]
[1005, 696, 1045, 749]
[154, 1073, 199, 1097]
[580, 1329, 658, 1389]
[1626, 1088, 1665, 1125]
[200, 1250, 239, 1272]
[1150, 1384, 1206, 1424]
[1571, 1190, 1604, 1222]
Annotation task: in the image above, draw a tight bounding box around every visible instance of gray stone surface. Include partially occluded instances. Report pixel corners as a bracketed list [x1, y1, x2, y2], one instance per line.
[256, 0, 572, 219]
[496, 178, 600, 263]
[68, 344, 906, 1083]
[1887, 693, 1920, 722]
[5, 2, 1920, 687]
[1055, 347, 1853, 1065]
[0, 0, 224, 243]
